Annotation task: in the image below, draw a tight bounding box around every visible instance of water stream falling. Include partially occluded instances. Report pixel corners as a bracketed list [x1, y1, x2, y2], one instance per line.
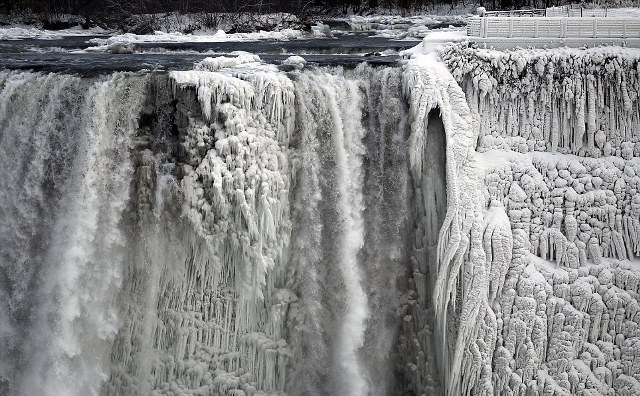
[0, 71, 148, 396]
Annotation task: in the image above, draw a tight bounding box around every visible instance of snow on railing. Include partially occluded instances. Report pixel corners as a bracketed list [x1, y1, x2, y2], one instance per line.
[467, 16, 640, 39]
[483, 9, 546, 17]
[467, 17, 481, 36]
[485, 6, 628, 18]
[546, 5, 625, 17]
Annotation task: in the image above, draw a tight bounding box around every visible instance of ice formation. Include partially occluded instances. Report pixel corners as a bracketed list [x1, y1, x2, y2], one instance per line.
[431, 43, 640, 396]
[84, 29, 303, 52]
[1, 42, 640, 396]
[102, 59, 410, 396]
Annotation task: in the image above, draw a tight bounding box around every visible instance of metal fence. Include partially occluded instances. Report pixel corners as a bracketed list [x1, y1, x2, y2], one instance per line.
[467, 16, 640, 39]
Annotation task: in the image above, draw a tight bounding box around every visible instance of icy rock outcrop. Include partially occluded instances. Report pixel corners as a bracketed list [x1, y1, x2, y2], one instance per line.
[101, 62, 296, 396]
[164, 64, 293, 394]
[170, 61, 294, 298]
[400, 54, 484, 396]
[438, 44, 640, 396]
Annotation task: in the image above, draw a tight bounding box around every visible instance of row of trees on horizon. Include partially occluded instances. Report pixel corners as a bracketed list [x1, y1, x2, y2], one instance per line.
[0, 0, 635, 23]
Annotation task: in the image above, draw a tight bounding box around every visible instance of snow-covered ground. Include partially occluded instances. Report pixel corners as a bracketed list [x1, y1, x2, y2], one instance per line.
[0, 25, 111, 40]
[345, 13, 469, 39]
[399, 28, 467, 56]
[84, 29, 302, 51]
[348, 13, 468, 29]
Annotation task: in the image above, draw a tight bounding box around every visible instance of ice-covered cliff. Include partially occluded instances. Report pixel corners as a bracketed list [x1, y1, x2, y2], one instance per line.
[437, 43, 640, 396]
[0, 44, 640, 396]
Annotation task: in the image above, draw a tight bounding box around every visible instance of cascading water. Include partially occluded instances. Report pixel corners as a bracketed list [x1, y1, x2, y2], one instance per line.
[3, 40, 638, 396]
[289, 67, 409, 395]
[0, 59, 447, 396]
[0, 71, 148, 396]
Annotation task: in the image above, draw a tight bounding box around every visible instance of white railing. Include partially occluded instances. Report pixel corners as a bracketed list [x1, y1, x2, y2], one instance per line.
[467, 16, 640, 39]
[483, 9, 546, 17]
[546, 6, 633, 18]
[486, 6, 627, 18]
[467, 17, 482, 36]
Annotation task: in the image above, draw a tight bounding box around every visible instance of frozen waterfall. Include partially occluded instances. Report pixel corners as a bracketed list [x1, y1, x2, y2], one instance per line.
[0, 63, 423, 396]
[2, 46, 640, 396]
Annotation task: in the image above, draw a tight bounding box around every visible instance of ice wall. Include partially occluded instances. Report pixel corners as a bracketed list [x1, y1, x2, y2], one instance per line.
[399, 54, 485, 396]
[438, 43, 640, 396]
[96, 60, 412, 396]
[444, 44, 640, 158]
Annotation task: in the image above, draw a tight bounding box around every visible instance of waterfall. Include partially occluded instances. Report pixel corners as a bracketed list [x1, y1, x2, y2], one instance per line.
[287, 65, 411, 396]
[0, 71, 148, 396]
[1, 46, 635, 396]
[0, 60, 448, 396]
[357, 66, 410, 396]
[319, 71, 368, 396]
[291, 68, 369, 395]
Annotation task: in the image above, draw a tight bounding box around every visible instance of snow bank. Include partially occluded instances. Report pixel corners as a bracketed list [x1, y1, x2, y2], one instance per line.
[88, 29, 301, 46]
[349, 14, 467, 29]
[400, 29, 468, 57]
[82, 29, 303, 53]
[140, 11, 301, 35]
[0, 25, 110, 40]
[347, 14, 468, 39]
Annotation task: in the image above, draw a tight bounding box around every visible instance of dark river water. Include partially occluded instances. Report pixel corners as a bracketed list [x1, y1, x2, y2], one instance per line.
[0, 32, 421, 74]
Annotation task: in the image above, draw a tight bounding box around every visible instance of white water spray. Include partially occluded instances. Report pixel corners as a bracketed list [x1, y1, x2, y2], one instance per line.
[0, 71, 147, 396]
